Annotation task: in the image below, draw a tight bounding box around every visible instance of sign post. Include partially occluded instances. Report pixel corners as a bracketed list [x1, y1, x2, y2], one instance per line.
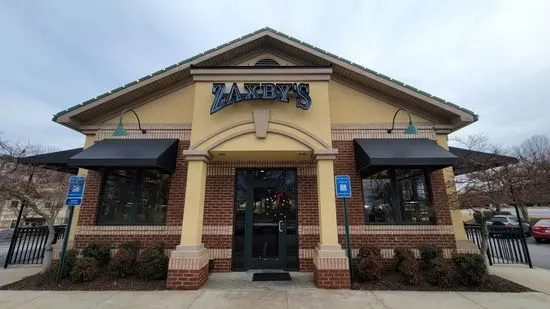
[56, 176, 86, 285]
[335, 175, 352, 284]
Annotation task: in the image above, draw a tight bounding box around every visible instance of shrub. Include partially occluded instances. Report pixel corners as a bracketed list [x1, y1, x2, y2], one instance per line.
[65, 248, 79, 269]
[394, 248, 415, 270]
[110, 249, 137, 278]
[394, 248, 419, 285]
[50, 249, 80, 279]
[427, 257, 452, 288]
[119, 241, 140, 255]
[357, 245, 381, 259]
[419, 245, 443, 271]
[453, 253, 487, 286]
[81, 242, 111, 266]
[137, 242, 168, 280]
[355, 254, 382, 282]
[70, 257, 99, 282]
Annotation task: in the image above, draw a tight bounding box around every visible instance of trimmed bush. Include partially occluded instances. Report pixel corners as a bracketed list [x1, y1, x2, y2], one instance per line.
[119, 241, 140, 255]
[50, 249, 80, 279]
[81, 241, 111, 266]
[394, 248, 415, 270]
[427, 257, 452, 288]
[137, 242, 168, 280]
[66, 248, 79, 269]
[110, 249, 137, 278]
[357, 245, 381, 259]
[355, 254, 382, 282]
[70, 257, 99, 282]
[419, 245, 443, 271]
[453, 253, 487, 286]
[394, 248, 419, 285]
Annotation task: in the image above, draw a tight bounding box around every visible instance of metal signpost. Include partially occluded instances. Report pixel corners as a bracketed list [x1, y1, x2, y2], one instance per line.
[335, 175, 352, 283]
[56, 176, 86, 284]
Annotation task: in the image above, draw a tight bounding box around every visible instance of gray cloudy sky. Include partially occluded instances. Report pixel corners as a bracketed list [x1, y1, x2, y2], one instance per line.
[1, 0, 549, 150]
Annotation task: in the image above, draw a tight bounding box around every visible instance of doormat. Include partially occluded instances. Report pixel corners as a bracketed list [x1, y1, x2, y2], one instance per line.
[252, 272, 292, 281]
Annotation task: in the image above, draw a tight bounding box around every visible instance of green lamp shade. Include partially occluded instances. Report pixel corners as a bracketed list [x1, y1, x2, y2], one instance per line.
[403, 120, 419, 135]
[112, 121, 129, 136]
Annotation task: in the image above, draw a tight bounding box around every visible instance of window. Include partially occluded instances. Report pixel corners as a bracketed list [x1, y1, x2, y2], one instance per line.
[10, 201, 19, 208]
[97, 169, 171, 225]
[363, 168, 433, 225]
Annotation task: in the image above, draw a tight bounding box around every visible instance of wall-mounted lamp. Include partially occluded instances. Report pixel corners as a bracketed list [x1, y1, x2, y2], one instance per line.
[112, 109, 147, 136]
[387, 108, 419, 135]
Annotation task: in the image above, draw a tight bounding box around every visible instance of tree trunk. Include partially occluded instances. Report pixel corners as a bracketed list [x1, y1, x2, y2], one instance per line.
[480, 220, 491, 271]
[519, 204, 529, 222]
[41, 217, 55, 274]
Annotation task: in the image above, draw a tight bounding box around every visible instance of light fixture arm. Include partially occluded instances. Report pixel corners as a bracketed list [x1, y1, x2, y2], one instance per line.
[118, 109, 146, 134]
[387, 108, 415, 134]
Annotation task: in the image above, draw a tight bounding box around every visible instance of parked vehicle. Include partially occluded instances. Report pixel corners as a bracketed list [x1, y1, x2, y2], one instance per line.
[532, 219, 550, 243]
[487, 215, 531, 236]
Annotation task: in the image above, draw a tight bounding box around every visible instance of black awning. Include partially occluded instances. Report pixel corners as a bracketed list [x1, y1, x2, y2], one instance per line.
[18, 148, 84, 174]
[354, 139, 457, 176]
[449, 147, 518, 175]
[68, 139, 179, 172]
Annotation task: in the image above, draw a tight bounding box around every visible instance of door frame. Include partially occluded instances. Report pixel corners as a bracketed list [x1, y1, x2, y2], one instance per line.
[244, 179, 286, 270]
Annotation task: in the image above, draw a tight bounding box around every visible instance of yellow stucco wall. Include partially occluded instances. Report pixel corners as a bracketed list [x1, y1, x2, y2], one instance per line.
[328, 81, 430, 124]
[190, 81, 332, 148]
[68, 134, 95, 241]
[436, 134, 467, 241]
[106, 84, 195, 124]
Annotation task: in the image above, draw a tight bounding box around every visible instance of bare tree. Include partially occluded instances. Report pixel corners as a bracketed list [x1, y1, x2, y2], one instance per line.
[451, 134, 506, 269]
[452, 133, 550, 269]
[0, 135, 68, 273]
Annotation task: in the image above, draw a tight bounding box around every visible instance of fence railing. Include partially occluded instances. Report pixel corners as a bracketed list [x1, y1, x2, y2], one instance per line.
[3, 225, 66, 267]
[464, 223, 532, 267]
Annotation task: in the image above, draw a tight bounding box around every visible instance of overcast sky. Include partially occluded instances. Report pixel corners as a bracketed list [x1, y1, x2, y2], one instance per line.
[1, 0, 549, 150]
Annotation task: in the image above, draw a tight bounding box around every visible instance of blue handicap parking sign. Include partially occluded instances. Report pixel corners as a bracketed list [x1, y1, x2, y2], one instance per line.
[335, 175, 351, 198]
[66, 176, 86, 206]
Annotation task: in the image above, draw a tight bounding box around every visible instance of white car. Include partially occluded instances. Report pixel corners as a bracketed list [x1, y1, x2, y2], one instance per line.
[487, 215, 531, 235]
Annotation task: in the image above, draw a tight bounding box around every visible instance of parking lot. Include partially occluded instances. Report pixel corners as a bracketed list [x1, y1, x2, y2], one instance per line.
[525, 237, 550, 269]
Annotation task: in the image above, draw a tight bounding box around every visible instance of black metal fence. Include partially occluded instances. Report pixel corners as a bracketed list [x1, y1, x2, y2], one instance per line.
[464, 223, 532, 267]
[3, 225, 66, 267]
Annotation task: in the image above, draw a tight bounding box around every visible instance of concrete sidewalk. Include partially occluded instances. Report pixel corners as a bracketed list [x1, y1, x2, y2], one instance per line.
[0, 265, 41, 287]
[490, 264, 550, 295]
[1, 289, 550, 309]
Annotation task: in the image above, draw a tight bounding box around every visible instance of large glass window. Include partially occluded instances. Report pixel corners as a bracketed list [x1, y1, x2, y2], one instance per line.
[363, 168, 433, 225]
[97, 169, 171, 225]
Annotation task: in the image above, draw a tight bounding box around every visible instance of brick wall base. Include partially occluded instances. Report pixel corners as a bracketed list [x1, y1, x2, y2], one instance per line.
[314, 268, 350, 289]
[300, 258, 314, 272]
[166, 265, 209, 290]
[210, 259, 231, 272]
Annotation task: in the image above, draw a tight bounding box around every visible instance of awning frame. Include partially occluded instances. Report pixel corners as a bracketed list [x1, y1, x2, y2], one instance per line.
[67, 138, 179, 172]
[354, 138, 458, 177]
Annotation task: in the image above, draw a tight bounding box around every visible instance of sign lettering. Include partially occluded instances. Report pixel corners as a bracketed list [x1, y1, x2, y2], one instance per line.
[210, 82, 312, 114]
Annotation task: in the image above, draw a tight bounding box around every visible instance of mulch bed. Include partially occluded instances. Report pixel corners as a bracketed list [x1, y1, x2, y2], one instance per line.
[0, 272, 166, 291]
[2, 270, 531, 292]
[352, 271, 532, 292]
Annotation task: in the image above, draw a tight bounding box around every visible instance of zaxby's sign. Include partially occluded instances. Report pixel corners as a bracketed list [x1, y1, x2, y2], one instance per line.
[210, 82, 312, 114]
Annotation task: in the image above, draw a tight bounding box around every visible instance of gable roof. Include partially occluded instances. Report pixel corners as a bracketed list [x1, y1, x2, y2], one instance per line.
[53, 27, 477, 131]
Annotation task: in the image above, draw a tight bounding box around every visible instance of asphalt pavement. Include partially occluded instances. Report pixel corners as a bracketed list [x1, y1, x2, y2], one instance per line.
[526, 238, 550, 269]
[0, 240, 11, 266]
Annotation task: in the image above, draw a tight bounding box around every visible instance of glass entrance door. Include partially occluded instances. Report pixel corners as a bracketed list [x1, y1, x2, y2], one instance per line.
[232, 169, 298, 271]
[246, 184, 285, 269]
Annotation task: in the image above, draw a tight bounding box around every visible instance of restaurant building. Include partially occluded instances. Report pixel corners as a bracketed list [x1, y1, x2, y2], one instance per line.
[49, 28, 477, 289]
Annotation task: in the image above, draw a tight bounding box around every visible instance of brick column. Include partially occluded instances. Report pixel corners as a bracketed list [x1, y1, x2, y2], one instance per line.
[313, 150, 350, 289]
[166, 150, 210, 290]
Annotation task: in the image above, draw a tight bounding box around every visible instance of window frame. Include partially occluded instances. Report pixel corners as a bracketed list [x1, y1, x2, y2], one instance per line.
[96, 168, 171, 226]
[361, 167, 435, 225]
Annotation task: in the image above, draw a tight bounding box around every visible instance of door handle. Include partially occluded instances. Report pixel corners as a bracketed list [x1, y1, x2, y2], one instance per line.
[278, 220, 284, 232]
